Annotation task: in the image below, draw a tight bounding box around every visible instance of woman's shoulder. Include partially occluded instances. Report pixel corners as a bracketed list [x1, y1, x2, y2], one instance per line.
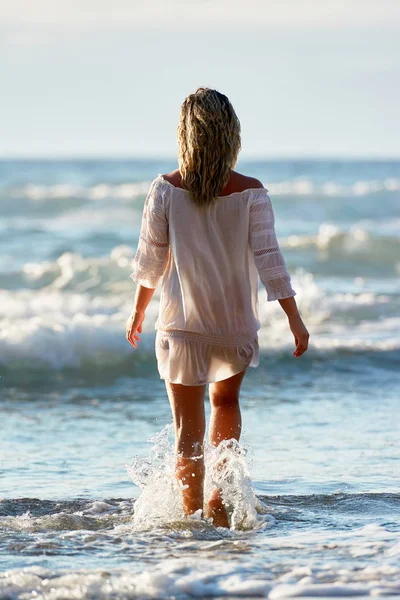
[159, 169, 265, 195]
[160, 170, 182, 188]
[228, 171, 264, 194]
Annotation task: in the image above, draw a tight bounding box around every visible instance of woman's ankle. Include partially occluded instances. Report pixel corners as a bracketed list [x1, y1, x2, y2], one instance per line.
[205, 488, 229, 528]
[175, 454, 205, 516]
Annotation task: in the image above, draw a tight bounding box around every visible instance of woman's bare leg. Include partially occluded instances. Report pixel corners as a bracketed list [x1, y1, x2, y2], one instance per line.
[206, 369, 247, 527]
[165, 380, 206, 517]
[209, 370, 246, 445]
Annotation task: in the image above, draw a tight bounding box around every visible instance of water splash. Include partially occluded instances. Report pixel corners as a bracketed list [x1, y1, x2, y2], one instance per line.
[126, 424, 184, 529]
[126, 424, 262, 531]
[204, 439, 259, 530]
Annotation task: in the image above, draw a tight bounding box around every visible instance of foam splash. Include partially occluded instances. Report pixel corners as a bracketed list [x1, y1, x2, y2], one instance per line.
[204, 438, 259, 530]
[126, 425, 184, 528]
[126, 424, 262, 531]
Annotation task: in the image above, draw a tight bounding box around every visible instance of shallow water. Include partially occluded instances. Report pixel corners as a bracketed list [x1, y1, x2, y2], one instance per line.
[1, 373, 399, 598]
[1, 158, 399, 598]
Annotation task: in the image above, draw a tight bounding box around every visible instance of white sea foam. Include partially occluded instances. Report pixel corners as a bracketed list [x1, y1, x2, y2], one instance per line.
[19, 245, 138, 293]
[11, 181, 151, 202]
[4, 177, 400, 204]
[267, 177, 400, 196]
[282, 222, 400, 260]
[82, 501, 119, 515]
[1, 554, 399, 599]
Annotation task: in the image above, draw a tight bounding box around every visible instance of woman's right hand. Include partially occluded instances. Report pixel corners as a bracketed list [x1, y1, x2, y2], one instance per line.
[288, 314, 309, 358]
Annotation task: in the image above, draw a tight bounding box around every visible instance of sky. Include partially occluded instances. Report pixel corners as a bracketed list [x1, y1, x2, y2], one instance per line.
[1, 0, 400, 158]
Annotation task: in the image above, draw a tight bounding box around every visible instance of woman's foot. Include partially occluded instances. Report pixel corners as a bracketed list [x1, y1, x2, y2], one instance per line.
[205, 487, 229, 528]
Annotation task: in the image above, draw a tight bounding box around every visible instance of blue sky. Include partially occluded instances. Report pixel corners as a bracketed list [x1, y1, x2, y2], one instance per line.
[1, 0, 399, 158]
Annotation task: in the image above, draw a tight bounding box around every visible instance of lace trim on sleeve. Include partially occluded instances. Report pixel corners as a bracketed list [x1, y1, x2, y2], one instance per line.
[254, 246, 279, 256]
[249, 189, 296, 301]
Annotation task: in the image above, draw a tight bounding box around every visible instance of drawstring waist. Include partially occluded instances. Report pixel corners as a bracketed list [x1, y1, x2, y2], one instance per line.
[156, 329, 258, 347]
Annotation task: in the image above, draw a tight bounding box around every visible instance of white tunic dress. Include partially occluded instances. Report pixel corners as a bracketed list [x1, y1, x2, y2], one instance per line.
[130, 174, 296, 386]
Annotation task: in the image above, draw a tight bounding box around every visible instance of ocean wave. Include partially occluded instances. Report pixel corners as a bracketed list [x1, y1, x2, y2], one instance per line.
[283, 223, 400, 254]
[1, 311, 399, 383]
[1, 241, 399, 297]
[0, 182, 149, 218]
[1, 177, 399, 205]
[4, 181, 151, 202]
[282, 223, 400, 274]
[0, 246, 137, 293]
[268, 177, 400, 196]
[0, 267, 399, 383]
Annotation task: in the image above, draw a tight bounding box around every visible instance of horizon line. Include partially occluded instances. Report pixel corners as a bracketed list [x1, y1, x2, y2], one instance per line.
[1, 154, 399, 162]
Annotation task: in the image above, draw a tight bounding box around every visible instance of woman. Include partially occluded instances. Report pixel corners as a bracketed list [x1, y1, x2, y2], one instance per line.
[126, 87, 309, 528]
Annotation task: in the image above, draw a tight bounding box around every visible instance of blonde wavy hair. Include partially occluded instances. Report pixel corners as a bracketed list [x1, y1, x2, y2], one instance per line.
[177, 87, 242, 208]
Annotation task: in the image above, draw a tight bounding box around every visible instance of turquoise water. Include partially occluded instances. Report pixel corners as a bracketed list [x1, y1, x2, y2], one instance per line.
[0, 158, 399, 598]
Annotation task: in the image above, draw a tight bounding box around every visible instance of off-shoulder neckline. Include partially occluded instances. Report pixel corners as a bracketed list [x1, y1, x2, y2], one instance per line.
[157, 174, 268, 198]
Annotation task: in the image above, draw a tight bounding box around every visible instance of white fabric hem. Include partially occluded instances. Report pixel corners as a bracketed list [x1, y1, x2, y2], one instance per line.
[159, 359, 258, 387]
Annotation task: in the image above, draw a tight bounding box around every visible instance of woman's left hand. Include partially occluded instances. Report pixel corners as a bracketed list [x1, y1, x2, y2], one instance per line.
[126, 309, 144, 348]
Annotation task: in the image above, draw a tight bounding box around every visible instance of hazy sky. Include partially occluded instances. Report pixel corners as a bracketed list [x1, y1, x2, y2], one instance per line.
[1, 0, 399, 158]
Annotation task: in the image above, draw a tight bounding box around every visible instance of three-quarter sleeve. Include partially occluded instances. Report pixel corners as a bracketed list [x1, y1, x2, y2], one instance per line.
[249, 188, 296, 302]
[130, 179, 169, 288]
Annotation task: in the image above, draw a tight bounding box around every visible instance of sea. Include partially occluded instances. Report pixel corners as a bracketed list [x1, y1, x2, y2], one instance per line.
[0, 158, 399, 599]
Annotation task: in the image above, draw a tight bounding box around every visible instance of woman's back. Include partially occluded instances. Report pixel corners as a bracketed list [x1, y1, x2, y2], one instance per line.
[159, 172, 262, 339]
